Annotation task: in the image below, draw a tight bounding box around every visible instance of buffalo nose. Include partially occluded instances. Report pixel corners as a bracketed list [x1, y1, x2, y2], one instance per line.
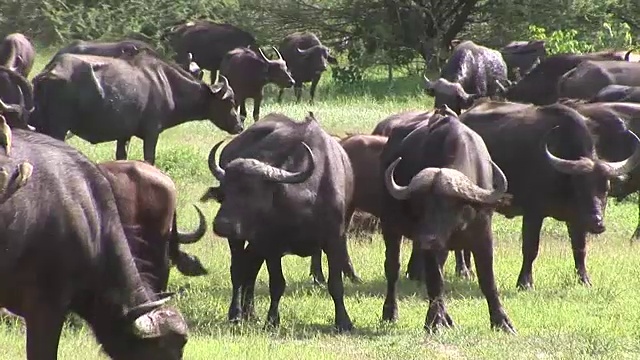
[213, 218, 235, 238]
[588, 214, 606, 234]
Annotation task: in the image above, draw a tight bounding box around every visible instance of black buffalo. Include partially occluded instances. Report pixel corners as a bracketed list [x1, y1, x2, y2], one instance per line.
[459, 100, 640, 289]
[590, 85, 640, 103]
[0, 129, 188, 359]
[220, 47, 294, 123]
[0, 66, 34, 128]
[503, 51, 630, 105]
[276, 32, 337, 104]
[0, 33, 35, 77]
[500, 40, 546, 81]
[423, 41, 508, 114]
[380, 111, 515, 332]
[165, 20, 257, 83]
[98, 160, 208, 292]
[558, 60, 640, 100]
[31, 52, 242, 165]
[202, 112, 355, 331]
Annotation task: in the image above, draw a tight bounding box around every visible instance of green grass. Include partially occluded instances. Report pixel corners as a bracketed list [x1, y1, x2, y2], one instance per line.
[3, 48, 640, 360]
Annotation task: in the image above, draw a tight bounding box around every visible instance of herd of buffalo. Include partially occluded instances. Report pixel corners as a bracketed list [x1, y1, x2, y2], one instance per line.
[2, 19, 640, 359]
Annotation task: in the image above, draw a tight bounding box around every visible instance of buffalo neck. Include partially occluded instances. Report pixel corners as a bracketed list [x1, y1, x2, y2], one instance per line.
[161, 66, 211, 130]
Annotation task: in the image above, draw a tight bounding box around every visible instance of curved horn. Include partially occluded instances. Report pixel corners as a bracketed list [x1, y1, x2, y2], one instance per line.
[187, 52, 193, 62]
[544, 127, 595, 175]
[176, 205, 207, 244]
[0, 67, 34, 112]
[603, 130, 640, 177]
[0, 97, 19, 113]
[219, 74, 230, 89]
[238, 142, 315, 184]
[208, 140, 226, 181]
[625, 50, 633, 62]
[435, 161, 509, 204]
[257, 47, 270, 62]
[423, 75, 434, 90]
[126, 295, 172, 321]
[212, 70, 220, 84]
[296, 47, 312, 56]
[495, 79, 507, 93]
[272, 46, 283, 60]
[384, 157, 440, 200]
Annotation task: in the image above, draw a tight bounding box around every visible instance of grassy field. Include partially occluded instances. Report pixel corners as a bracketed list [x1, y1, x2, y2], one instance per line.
[2, 48, 640, 360]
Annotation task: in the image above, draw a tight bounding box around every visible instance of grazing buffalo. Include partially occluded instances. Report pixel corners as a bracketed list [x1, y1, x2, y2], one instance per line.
[165, 20, 257, 83]
[0, 66, 34, 128]
[557, 60, 640, 100]
[0, 129, 188, 359]
[309, 134, 387, 285]
[459, 100, 640, 289]
[372, 108, 474, 279]
[503, 51, 630, 105]
[98, 160, 208, 292]
[220, 47, 294, 123]
[500, 40, 546, 81]
[591, 85, 640, 103]
[380, 111, 515, 332]
[277, 32, 338, 104]
[560, 99, 640, 240]
[31, 52, 242, 165]
[423, 41, 508, 114]
[203, 112, 355, 331]
[0, 33, 35, 77]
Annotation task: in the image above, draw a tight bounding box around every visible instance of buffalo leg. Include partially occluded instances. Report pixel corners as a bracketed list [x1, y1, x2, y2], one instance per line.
[309, 251, 326, 286]
[294, 82, 303, 103]
[25, 299, 66, 359]
[470, 223, 516, 333]
[253, 96, 262, 122]
[241, 246, 264, 321]
[264, 256, 286, 328]
[142, 133, 159, 166]
[239, 99, 247, 121]
[423, 248, 454, 331]
[115, 137, 131, 160]
[309, 76, 321, 105]
[516, 214, 544, 290]
[406, 240, 424, 281]
[633, 193, 640, 241]
[227, 239, 246, 322]
[324, 233, 353, 332]
[567, 223, 591, 286]
[382, 223, 402, 322]
[340, 206, 362, 283]
[455, 249, 474, 279]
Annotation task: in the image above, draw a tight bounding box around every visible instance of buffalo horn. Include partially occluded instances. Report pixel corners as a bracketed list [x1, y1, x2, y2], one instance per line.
[423, 75, 434, 90]
[272, 46, 283, 60]
[0, 97, 19, 113]
[132, 306, 187, 339]
[625, 50, 633, 62]
[0, 67, 34, 112]
[208, 140, 226, 181]
[385, 157, 440, 200]
[435, 161, 508, 204]
[258, 47, 270, 62]
[176, 205, 207, 244]
[126, 294, 172, 321]
[495, 79, 507, 93]
[237, 142, 315, 184]
[544, 127, 595, 175]
[603, 130, 640, 177]
[296, 47, 312, 56]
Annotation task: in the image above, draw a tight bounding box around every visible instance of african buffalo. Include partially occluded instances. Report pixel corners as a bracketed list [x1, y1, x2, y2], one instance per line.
[503, 51, 630, 105]
[591, 85, 640, 103]
[276, 32, 338, 104]
[220, 47, 294, 123]
[98, 160, 208, 292]
[0, 33, 35, 77]
[0, 66, 34, 128]
[31, 52, 242, 165]
[380, 111, 515, 333]
[203, 112, 354, 331]
[0, 129, 188, 359]
[500, 40, 546, 81]
[459, 100, 640, 289]
[372, 108, 474, 279]
[165, 20, 257, 83]
[557, 60, 640, 100]
[423, 41, 508, 114]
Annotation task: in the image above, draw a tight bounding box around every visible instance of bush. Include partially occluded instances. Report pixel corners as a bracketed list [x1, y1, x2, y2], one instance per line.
[527, 21, 635, 55]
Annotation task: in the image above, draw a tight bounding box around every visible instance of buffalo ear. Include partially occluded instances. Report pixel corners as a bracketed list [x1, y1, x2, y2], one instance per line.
[200, 186, 223, 203]
[327, 55, 338, 65]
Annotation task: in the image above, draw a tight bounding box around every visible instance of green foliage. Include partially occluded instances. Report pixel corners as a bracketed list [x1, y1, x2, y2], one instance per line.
[527, 21, 635, 55]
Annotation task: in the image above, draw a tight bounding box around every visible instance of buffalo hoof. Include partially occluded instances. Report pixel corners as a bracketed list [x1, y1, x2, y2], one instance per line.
[346, 273, 364, 284]
[382, 302, 398, 322]
[455, 267, 474, 280]
[264, 313, 280, 329]
[577, 272, 592, 287]
[516, 275, 534, 291]
[424, 301, 454, 332]
[311, 273, 326, 286]
[335, 318, 353, 333]
[491, 316, 517, 335]
[228, 307, 243, 324]
[241, 307, 257, 321]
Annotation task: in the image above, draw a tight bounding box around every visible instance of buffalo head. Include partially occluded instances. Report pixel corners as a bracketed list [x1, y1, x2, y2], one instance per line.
[296, 45, 337, 74]
[544, 126, 640, 234]
[258, 46, 295, 88]
[423, 76, 481, 115]
[385, 156, 510, 249]
[207, 140, 315, 239]
[205, 71, 243, 134]
[0, 66, 34, 128]
[94, 294, 188, 360]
